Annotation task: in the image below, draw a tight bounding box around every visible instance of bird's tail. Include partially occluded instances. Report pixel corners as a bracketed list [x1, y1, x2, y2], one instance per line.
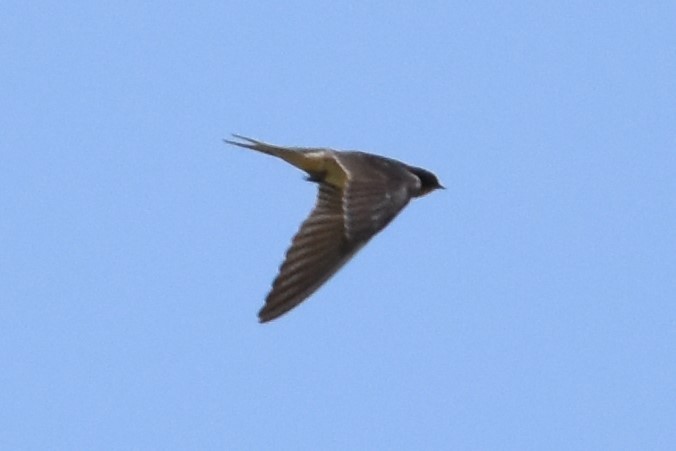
[224, 134, 296, 157]
[224, 134, 325, 175]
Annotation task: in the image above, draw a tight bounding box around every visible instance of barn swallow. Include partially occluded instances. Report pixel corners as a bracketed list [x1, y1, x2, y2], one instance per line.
[225, 134, 444, 323]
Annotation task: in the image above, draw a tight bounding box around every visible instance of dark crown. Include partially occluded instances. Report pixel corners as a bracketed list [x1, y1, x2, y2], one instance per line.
[407, 166, 444, 196]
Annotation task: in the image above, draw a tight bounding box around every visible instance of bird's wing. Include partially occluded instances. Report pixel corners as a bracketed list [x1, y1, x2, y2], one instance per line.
[259, 183, 360, 322]
[342, 177, 413, 243]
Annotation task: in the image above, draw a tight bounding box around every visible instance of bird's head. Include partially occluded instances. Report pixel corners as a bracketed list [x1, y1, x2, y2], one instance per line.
[407, 166, 445, 197]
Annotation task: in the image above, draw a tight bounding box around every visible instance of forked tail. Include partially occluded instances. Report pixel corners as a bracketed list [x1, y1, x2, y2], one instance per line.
[224, 134, 327, 176]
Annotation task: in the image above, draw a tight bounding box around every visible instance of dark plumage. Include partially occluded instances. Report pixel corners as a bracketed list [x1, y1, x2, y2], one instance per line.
[225, 135, 443, 322]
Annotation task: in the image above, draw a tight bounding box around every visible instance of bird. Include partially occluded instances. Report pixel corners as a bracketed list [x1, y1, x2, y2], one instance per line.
[225, 134, 444, 323]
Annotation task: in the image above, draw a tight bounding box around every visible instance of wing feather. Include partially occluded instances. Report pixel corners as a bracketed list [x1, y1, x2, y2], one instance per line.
[343, 179, 412, 243]
[259, 184, 358, 322]
[257, 152, 420, 322]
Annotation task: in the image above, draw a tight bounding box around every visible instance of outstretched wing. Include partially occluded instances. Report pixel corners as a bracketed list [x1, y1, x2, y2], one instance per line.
[342, 178, 413, 243]
[336, 152, 420, 243]
[259, 183, 360, 322]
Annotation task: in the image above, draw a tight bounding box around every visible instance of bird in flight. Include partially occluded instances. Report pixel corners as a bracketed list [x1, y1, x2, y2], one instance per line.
[225, 135, 444, 323]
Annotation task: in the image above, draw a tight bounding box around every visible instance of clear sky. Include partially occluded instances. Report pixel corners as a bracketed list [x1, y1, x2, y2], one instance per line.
[2, 1, 675, 450]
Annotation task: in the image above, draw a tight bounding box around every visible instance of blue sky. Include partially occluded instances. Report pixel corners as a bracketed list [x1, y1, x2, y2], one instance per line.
[2, 1, 675, 449]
